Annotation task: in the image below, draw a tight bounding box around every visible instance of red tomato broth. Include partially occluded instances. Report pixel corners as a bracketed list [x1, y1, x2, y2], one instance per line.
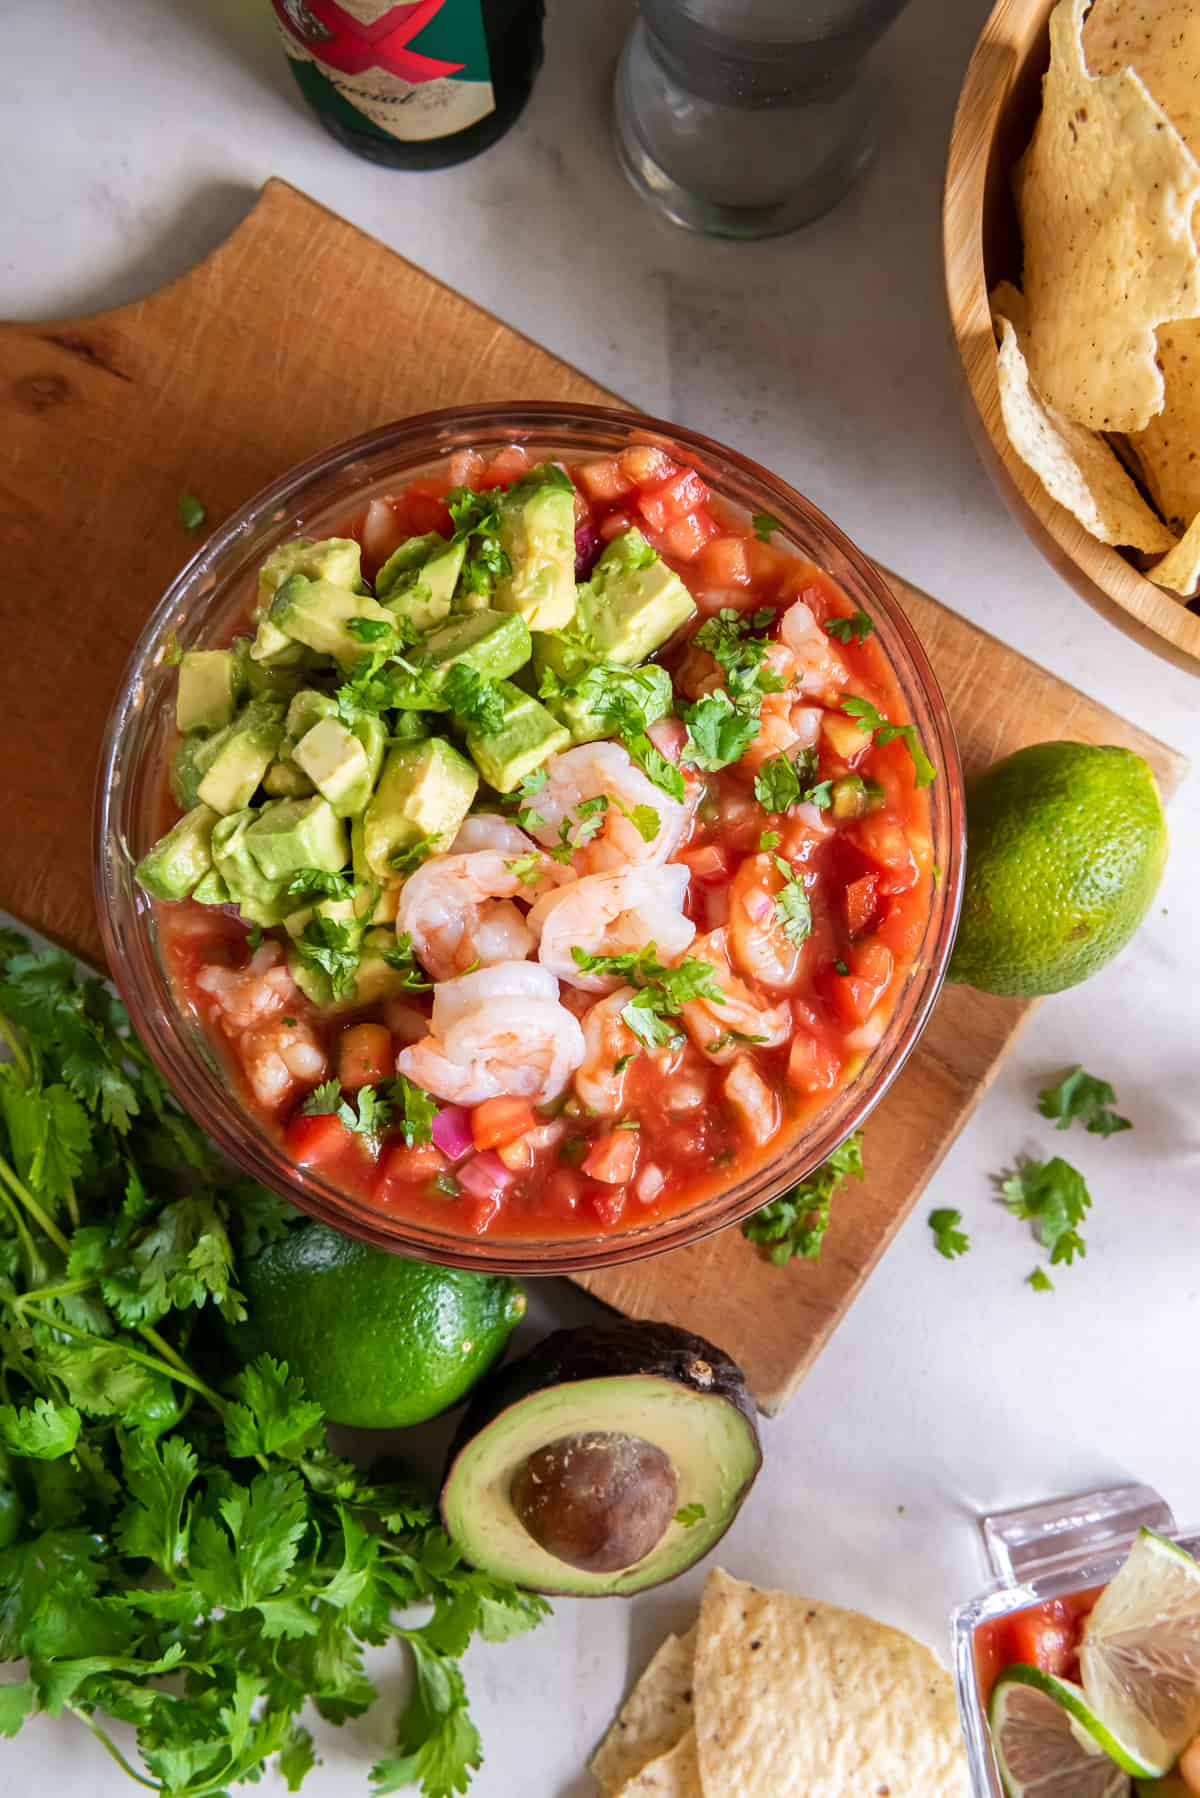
[974, 1589, 1101, 1705]
[153, 445, 934, 1241]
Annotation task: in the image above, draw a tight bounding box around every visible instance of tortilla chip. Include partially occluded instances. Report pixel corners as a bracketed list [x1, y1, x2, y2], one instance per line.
[1149, 508, 1200, 596]
[613, 1730, 703, 1798]
[591, 1628, 697, 1794]
[1083, 0, 1200, 158]
[692, 1568, 969, 1798]
[1016, 0, 1200, 432]
[1128, 321, 1200, 529]
[992, 309, 1175, 550]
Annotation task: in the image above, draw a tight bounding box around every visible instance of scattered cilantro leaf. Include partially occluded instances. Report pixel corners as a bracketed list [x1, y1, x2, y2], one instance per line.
[285, 867, 356, 902]
[390, 834, 441, 878]
[1037, 1068, 1131, 1138]
[824, 610, 874, 645]
[742, 1132, 864, 1263]
[380, 933, 432, 990]
[392, 1075, 438, 1149]
[840, 695, 936, 788]
[751, 510, 781, 541]
[572, 944, 722, 1051]
[504, 852, 547, 885]
[704, 1030, 767, 1055]
[347, 616, 396, 646]
[682, 691, 760, 772]
[444, 664, 507, 735]
[673, 1503, 706, 1527]
[162, 632, 184, 666]
[759, 829, 780, 851]
[301, 1078, 342, 1117]
[625, 730, 685, 802]
[833, 958, 849, 976]
[177, 491, 206, 532]
[1028, 1267, 1055, 1293]
[754, 753, 807, 813]
[805, 779, 834, 810]
[296, 916, 360, 1000]
[1001, 1156, 1092, 1267]
[771, 858, 813, 946]
[928, 1208, 970, 1260]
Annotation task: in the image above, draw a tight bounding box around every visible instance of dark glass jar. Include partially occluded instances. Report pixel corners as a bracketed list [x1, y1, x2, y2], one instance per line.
[272, 0, 546, 169]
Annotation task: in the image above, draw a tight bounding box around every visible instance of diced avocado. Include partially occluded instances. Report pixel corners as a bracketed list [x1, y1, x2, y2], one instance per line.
[283, 891, 371, 946]
[135, 804, 218, 901]
[349, 822, 405, 924]
[378, 532, 466, 633]
[575, 528, 696, 665]
[287, 926, 415, 1013]
[390, 711, 432, 744]
[190, 868, 231, 906]
[262, 755, 315, 798]
[176, 650, 240, 734]
[361, 737, 477, 881]
[465, 680, 570, 794]
[243, 796, 348, 882]
[492, 475, 577, 631]
[254, 536, 362, 618]
[416, 608, 532, 696]
[195, 697, 286, 815]
[293, 717, 373, 818]
[268, 575, 395, 671]
[212, 809, 289, 916]
[349, 711, 387, 786]
[286, 688, 338, 740]
[236, 631, 308, 687]
[544, 661, 673, 746]
[171, 736, 207, 810]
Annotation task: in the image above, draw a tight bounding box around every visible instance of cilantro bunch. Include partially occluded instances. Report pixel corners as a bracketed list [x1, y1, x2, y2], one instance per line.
[0, 932, 544, 1796]
[741, 1133, 865, 1264]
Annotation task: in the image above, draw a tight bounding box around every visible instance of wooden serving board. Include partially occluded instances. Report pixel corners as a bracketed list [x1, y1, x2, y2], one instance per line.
[0, 180, 1185, 1414]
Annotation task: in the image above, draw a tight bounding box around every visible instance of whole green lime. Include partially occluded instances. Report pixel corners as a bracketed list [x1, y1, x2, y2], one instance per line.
[948, 741, 1167, 997]
[232, 1224, 526, 1429]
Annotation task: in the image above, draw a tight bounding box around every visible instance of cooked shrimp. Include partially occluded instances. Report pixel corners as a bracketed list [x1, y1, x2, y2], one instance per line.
[680, 927, 791, 1063]
[779, 599, 847, 699]
[451, 813, 559, 859]
[239, 1016, 327, 1109]
[530, 864, 695, 992]
[739, 691, 823, 776]
[396, 961, 584, 1106]
[727, 853, 811, 991]
[196, 941, 297, 1029]
[574, 986, 640, 1115]
[397, 847, 557, 982]
[723, 1056, 780, 1145]
[527, 741, 689, 874]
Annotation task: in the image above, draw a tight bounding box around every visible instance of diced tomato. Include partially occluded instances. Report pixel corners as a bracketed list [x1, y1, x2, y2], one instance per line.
[376, 1141, 444, 1186]
[844, 873, 880, 937]
[975, 1594, 1099, 1703]
[479, 444, 530, 486]
[463, 1191, 504, 1234]
[1009, 1606, 1082, 1678]
[787, 1031, 841, 1095]
[636, 469, 709, 532]
[576, 457, 634, 504]
[876, 888, 927, 958]
[471, 1096, 537, 1152]
[285, 1111, 354, 1167]
[829, 939, 894, 1027]
[660, 510, 720, 562]
[598, 509, 637, 543]
[582, 1130, 640, 1185]
[338, 1022, 393, 1091]
[590, 1182, 627, 1226]
[447, 448, 485, 489]
[852, 813, 919, 892]
[679, 843, 730, 884]
[545, 1168, 583, 1216]
[697, 535, 752, 587]
[620, 445, 676, 486]
[398, 485, 452, 536]
[745, 538, 788, 585]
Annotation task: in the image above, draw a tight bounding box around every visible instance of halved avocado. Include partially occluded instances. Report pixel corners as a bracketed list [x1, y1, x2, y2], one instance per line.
[439, 1321, 761, 1597]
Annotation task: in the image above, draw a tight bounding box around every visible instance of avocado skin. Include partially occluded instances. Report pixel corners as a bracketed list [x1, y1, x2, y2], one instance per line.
[439, 1320, 762, 1593]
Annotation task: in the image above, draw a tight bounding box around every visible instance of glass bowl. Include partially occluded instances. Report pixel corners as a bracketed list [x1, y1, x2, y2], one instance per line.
[94, 402, 964, 1275]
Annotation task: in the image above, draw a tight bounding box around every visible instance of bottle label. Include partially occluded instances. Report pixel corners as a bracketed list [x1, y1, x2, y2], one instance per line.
[274, 0, 495, 142]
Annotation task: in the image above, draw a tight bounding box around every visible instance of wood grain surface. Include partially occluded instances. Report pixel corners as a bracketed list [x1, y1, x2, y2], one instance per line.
[942, 0, 1200, 670]
[0, 180, 1186, 1412]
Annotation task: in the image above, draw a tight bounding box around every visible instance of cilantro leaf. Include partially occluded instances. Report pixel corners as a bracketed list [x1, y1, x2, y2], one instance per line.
[625, 730, 685, 802]
[928, 1208, 970, 1260]
[753, 754, 804, 813]
[301, 1078, 342, 1117]
[1028, 1267, 1055, 1293]
[296, 916, 359, 1000]
[1037, 1067, 1131, 1138]
[682, 691, 760, 772]
[223, 1355, 324, 1462]
[392, 1075, 438, 1149]
[390, 834, 441, 878]
[751, 510, 781, 541]
[285, 867, 356, 902]
[371, 1634, 482, 1797]
[443, 664, 507, 735]
[840, 695, 936, 788]
[505, 851, 548, 885]
[742, 1132, 864, 1263]
[177, 491, 206, 532]
[572, 944, 722, 1051]
[704, 1029, 768, 1055]
[347, 616, 396, 646]
[772, 857, 812, 946]
[380, 932, 433, 989]
[824, 609, 874, 645]
[1001, 1156, 1092, 1266]
[114, 1432, 197, 1571]
[0, 1398, 81, 1459]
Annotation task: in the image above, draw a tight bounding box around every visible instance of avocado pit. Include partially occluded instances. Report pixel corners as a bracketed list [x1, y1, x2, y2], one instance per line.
[510, 1430, 678, 1574]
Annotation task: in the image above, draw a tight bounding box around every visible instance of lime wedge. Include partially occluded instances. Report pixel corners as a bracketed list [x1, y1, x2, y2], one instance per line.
[1080, 1529, 1200, 1777]
[989, 1665, 1137, 1796]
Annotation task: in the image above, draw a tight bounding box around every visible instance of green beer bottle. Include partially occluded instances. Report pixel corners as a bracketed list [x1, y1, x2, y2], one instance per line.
[272, 0, 546, 169]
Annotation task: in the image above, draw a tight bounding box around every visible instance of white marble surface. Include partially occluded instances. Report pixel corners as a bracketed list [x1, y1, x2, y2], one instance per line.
[4, 2, 1199, 1794]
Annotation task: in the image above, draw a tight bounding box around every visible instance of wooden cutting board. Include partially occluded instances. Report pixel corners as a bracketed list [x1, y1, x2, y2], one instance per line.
[0, 180, 1185, 1413]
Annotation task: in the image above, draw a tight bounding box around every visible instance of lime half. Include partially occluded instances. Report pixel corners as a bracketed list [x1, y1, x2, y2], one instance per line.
[990, 1665, 1137, 1796]
[1081, 1530, 1200, 1777]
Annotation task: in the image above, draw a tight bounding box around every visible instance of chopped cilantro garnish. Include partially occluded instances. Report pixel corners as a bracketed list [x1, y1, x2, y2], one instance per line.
[806, 779, 834, 810]
[162, 631, 184, 666]
[772, 857, 812, 946]
[704, 1029, 768, 1054]
[504, 851, 548, 885]
[682, 690, 761, 772]
[694, 608, 782, 707]
[759, 829, 781, 851]
[1037, 1067, 1131, 1138]
[444, 662, 508, 735]
[928, 1207, 970, 1260]
[751, 510, 781, 541]
[833, 958, 849, 976]
[742, 1132, 865, 1263]
[391, 1074, 439, 1148]
[379, 932, 432, 989]
[824, 609, 874, 645]
[1027, 1266, 1055, 1293]
[177, 490, 206, 532]
[674, 1502, 707, 1527]
[295, 916, 359, 998]
[839, 695, 936, 788]
[571, 943, 723, 1050]
[305, 1079, 393, 1152]
[446, 487, 512, 600]
[506, 766, 549, 831]
[625, 730, 685, 802]
[1001, 1155, 1092, 1267]
[347, 616, 395, 645]
[753, 747, 819, 814]
[285, 867, 356, 901]
[389, 834, 441, 878]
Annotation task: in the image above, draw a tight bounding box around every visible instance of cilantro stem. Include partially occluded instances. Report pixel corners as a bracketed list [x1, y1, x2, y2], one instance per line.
[14, 1274, 94, 1309]
[0, 1150, 69, 1255]
[0, 1179, 38, 1272]
[0, 1008, 30, 1080]
[67, 1709, 164, 1791]
[16, 1304, 227, 1411]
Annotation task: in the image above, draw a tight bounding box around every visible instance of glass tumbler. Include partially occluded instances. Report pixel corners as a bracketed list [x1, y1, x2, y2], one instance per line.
[613, 0, 911, 238]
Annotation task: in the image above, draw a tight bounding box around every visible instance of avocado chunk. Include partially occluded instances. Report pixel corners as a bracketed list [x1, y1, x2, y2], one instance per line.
[416, 608, 532, 696]
[361, 737, 477, 881]
[377, 531, 466, 634]
[492, 474, 577, 631]
[285, 688, 338, 740]
[190, 868, 231, 906]
[292, 717, 374, 818]
[440, 1322, 761, 1597]
[261, 759, 315, 799]
[195, 697, 286, 815]
[255, 536, 363, 615]
[176, 650, 240, 734]
[243, 796, 348, 882]
[465, 680, 569, 793]
[574, 528, 696, 665]
[543, 661, 673, 746]
[170, 735, 207, 810]
[211, 809, 290, 920]
[268, 575, 395, 671]
[287, 925, 418, 1012]
[135, 804, 219, 901]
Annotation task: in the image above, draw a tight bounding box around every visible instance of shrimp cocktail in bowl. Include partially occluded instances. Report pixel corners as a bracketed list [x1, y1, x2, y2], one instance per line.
[96, 404, 963, 1272]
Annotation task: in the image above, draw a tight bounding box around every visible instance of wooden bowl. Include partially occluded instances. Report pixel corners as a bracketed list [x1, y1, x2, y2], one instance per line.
[943, 0, 1200, 670]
